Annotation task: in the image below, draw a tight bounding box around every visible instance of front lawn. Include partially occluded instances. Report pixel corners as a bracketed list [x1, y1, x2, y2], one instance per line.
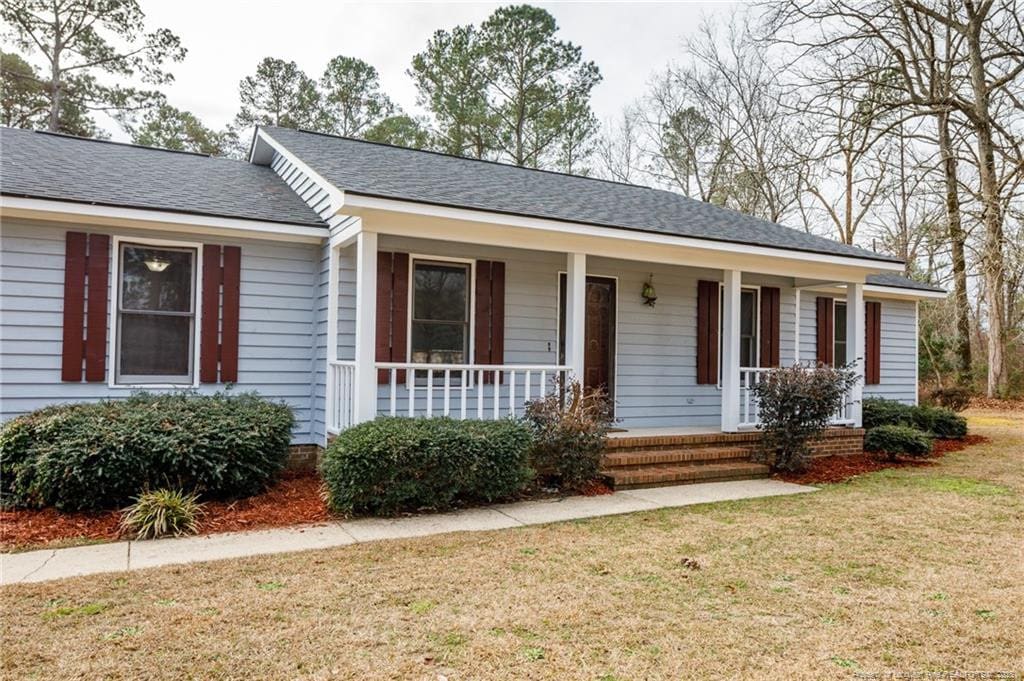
[2, 411, 1020, 679]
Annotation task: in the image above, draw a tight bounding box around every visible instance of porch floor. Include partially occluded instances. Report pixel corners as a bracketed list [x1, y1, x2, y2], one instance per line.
[608, 426, 725, 439]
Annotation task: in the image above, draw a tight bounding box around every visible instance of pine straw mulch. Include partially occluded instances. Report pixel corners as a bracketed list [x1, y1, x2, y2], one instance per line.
[776, 434, 991, 485]
[0, 473, 330, 552]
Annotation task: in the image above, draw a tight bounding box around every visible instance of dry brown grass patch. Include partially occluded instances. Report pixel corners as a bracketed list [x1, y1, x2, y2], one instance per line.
[2, 413, 1022, 680]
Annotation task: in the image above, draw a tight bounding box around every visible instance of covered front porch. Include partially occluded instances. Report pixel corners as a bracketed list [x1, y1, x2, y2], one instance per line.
[321, 207, 892, 440]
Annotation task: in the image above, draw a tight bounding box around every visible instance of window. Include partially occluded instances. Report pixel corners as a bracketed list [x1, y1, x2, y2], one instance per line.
[834, 301, 847, 366]
[116, 243, 197, 384]
[719, 287, 760, 380]
[739, 289, 758, 368]
[410, 260, 470, 365]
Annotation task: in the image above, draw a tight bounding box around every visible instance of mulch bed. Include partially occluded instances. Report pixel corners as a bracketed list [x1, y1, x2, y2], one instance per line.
[776, 434, 990, 485]
[0, 472, 610, 552]
[1, 435, 990, 550]
[1, 473, 330, 552]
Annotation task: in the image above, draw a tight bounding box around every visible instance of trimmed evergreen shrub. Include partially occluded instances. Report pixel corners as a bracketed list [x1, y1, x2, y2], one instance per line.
[321, 417, 533, 516]
[523, 379, 614, 489]
[862, 397, 915, 430]
[912, 405, 968, 440]
[864, 425, 933, 461]
[862, 397, 968, 440]
[0, 392, 294, 512]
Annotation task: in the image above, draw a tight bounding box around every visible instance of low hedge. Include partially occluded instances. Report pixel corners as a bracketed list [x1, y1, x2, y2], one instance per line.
[0, 392, 294, 512]
[862, 397, 915, 430]
[911, 405, 968, 440]
[864, 424, 933, 461]
[321, 417, 533, 516]
[862, 397, 967, 439]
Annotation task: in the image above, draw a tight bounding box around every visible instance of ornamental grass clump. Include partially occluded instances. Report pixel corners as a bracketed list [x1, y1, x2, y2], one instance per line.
[523, 378, 615, 489]
[750, 364, 859, 473]
[120, 489, 205, 540]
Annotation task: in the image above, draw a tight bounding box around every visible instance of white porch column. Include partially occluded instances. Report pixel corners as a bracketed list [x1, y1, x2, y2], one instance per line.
[792, 288, 801, 365]
[324, 241, 341, 439]
[564, 253, 587, 381]
[847, 282, 865, 427]
[353, 231, 378, 423]
[721, 270, 742, 432]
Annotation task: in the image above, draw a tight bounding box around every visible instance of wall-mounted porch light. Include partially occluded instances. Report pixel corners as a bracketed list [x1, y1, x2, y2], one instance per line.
[641, 274, 657, 307]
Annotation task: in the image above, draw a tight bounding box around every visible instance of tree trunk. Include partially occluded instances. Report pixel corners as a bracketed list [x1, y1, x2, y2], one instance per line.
[964, 16, 1007, 397]
[936, 109, 972, 385]
[48, 46, 61, 132]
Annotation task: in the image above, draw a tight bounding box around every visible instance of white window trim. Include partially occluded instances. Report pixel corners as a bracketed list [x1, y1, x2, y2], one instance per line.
[717, 284, 762, 388]
[108, 235, 204, 389]
[405, 253, 476, 387]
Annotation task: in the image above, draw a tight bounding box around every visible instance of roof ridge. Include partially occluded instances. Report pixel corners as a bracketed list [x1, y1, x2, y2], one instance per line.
[11, 128, 215, 159]
[261, 125, 664, 192]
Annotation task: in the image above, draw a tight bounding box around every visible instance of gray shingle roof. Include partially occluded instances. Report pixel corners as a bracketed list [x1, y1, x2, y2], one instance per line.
[262, 126, 901, 263]
[865, 272, 945, 293]
[0, 127, 325, 228]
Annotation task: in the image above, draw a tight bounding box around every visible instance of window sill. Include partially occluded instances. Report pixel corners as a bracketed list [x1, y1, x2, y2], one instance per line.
[109, 382, 198, 390]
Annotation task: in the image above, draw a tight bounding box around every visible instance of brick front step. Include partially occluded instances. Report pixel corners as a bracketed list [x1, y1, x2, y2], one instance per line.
[602, 446, 752, 470]
[605, 431, 762, 453]
[602, 461, 771, 489]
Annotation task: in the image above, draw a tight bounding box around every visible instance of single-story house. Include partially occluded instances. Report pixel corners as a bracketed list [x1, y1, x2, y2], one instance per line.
[0, 126, 944, 480]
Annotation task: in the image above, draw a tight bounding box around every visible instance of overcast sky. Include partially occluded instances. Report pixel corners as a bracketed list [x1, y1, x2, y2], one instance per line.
[137, 1, 737, 136]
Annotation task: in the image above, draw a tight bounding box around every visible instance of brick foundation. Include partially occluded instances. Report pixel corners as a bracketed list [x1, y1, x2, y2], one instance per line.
[286, 444, 324, 473]
[606, 428, 864, 458]
[606, 427, 865, 458]
[808, 428, 865, 458]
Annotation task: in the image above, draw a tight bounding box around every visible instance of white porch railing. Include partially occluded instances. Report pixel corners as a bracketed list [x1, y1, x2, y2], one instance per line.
[327, 361, 571, 433]
[738, 366, 857, 430]
[327, 360, 356, 434]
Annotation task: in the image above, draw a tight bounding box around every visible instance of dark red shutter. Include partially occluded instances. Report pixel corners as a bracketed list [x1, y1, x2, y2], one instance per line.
[759, 286, 781, 368]
[696, 280, 720, 384]
[83, 234, 110, 382]
[816, 296, 834, 366]
[475, 261, 506, 383]
[200, 244, 242, 383]
[865, 301, 882, 384]
[375, 251, 409, 383]
[220, 246, 241, 382]
[61, 232, 109, 382]
[200, 245, 221, 383]
[61, 232, 88, 381]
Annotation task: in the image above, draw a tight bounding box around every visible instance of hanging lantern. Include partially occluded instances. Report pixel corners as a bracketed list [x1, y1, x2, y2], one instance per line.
[641, 274, 657, 307]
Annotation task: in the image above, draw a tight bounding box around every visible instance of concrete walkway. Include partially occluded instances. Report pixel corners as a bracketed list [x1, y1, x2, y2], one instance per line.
[2, 479, 814, 585]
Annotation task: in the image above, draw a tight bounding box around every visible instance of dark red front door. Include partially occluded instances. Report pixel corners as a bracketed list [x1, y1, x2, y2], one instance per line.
[583, 276, 615, 398]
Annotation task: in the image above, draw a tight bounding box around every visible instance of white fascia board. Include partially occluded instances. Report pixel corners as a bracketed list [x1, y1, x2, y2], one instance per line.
[329, 215, 362, 249]
[254, 130, 346, 216]
[803, 281, 946, 301]
[0, 196, 326, 244]
[864, 284, 946, 300]
[341, 192, 906, 274]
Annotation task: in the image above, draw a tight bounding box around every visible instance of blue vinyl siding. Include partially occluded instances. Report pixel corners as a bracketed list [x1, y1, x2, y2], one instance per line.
[0, 220, 320, 443]
[1, 221, 921, 436]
